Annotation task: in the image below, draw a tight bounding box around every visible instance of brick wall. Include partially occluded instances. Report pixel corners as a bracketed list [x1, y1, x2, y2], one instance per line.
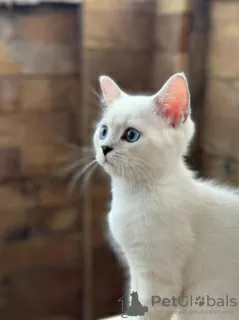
[0, 4, 82, 320]
[152, 0, 192, 89]
[201, 0, 239, 185]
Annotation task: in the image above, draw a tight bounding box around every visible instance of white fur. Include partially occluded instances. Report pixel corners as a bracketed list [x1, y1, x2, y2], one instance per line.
[93, 74, 239, 320]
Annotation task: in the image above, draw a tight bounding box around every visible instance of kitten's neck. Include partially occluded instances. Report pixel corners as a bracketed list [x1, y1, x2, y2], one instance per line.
[111, 158, 193, 194]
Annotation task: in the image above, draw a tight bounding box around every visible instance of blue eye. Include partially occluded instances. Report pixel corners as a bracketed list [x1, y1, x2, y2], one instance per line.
[99, 125, 108, 140]
[122, 128, 141, 143]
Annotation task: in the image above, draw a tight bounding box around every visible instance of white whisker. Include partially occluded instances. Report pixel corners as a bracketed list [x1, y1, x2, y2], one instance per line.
[130, 156, 158, 179]
[130, 159, 155, 185]
[69, 159, 97, 193]
[61, 157, 92, 176]
[83, 163, 98, 188]
[114, 153, 156, 186]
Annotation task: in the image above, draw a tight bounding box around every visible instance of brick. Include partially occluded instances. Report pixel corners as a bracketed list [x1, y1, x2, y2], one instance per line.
[30, 206, 80, 235]
[80, 104, 102, 141]
[0, 43, 21, 75]
[0, 109, 72, 147]
[157, 0, 192, 14]
[85, 10, 153, 51]
[189, 32, 206, 98]
[2, 267, 82, 319]
[22, 43, 78, 75]
[201, 79, 239, 161]
[0, 234, 82, 275]
[208, 36, 239, 78]
[20, 137, 85, 177]
[91, 221, 108, 249]
[38, 181, 79, 207]
[204, 80, 239, 119]
[211, 3, 239, 38]
[86, 0, 124, 10]
[0, 207, 27, 240]
[201, 111, 239, 161]
[152, 52, 189, 90]
[20, 78, 52, 110]
[0, 77, 19, 112]
[212, 19, 239, 38]
[0, 179, 81, 239]
[19, 9, 78, 45]
[155, 14, 190, 52]
[44, 317, 77, 320]
[91, 183, 109, 222]
[0, 7, 79, 75]
[0, 276, 11, 309]
[6, 176, 79, 208]
[0, 40, 78, 75]
[202, 152, 238, 186]
[86, 50, 152, 92]
[93, 245, 124, 319]
[211, 2, 239, 21]
[12, 267, 82, 300]
[0, 184, 30, 213]
[84, 178, 109, 248]
[86, 0, 154, 12]
[49, 77, 80, 110]
[0, 147, 20, 179]
[0, 179, 76, 214]
[21, 142, 73, 175]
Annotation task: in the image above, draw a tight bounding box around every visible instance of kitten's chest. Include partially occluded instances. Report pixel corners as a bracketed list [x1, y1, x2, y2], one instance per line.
[108, 192, 164, 246]
[108, 204, 145, 248]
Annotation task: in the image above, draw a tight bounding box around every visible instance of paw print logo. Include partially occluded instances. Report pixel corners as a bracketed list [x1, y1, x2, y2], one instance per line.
[195, 296, 205, 307]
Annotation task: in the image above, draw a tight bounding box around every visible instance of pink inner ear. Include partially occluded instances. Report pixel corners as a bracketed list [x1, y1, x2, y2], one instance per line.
[100, 76, 121, 105]
[156, 75, 189, 127]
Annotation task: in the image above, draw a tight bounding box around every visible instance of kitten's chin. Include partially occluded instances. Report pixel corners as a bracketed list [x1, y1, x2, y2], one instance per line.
[101, 162, 115, 176]
[99, 160, 120, 178]
[96, 155, 121, 177]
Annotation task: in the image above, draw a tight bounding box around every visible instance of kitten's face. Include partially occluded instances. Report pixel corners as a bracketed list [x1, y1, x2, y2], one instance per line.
[93, 74, 194, 179]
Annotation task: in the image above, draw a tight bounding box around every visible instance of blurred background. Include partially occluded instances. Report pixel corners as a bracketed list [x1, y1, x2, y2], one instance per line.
[0, 0, 238, 319]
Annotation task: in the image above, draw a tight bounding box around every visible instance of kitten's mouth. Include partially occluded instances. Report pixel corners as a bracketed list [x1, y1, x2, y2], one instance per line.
[103, 158, 113, 167]
[100, 156, 109, 166]
[98, 155, 117, 169]
[101, 157, 115, 168]
[102, 157, 108, 164]
[101, 160, 113, 173]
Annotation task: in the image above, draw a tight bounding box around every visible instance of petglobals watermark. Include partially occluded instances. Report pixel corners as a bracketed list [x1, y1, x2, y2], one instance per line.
[151, 295, 237, 308]
[118, 292, 237, 318]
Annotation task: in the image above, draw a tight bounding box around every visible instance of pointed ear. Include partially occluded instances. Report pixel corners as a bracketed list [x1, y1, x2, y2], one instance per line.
[153, 73, 190, 127]
[99, 75, 122, 105]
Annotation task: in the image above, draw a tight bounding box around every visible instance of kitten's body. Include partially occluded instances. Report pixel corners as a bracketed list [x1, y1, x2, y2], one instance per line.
[109, 166, 239, 320]
[94, 74, 239, 319]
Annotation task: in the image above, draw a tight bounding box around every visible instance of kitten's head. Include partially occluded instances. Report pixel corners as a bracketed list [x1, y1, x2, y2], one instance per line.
[93, 73, 195, 180]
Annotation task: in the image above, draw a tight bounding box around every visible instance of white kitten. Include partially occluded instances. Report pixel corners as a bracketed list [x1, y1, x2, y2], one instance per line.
[93, 73, 239, 320]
